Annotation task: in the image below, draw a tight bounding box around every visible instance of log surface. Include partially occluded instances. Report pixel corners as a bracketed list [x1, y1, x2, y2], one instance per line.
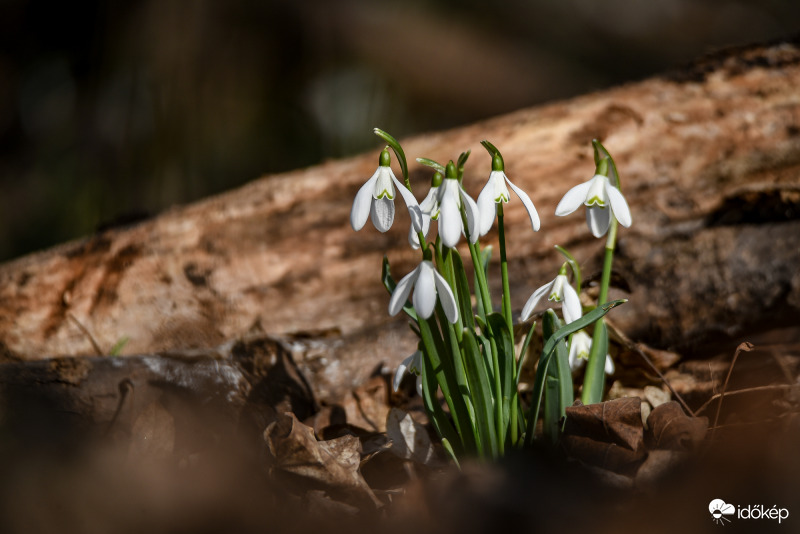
[2, 40, 800, 399]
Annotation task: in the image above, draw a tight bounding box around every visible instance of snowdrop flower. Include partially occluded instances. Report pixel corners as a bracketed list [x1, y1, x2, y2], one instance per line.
[393, 350, 423, 396]
[408, 173, 442, 249]
[520, 268, 581, 324]
[437, 162, 479, 248]
[568, 330, 615, 375]
[389, 260, 458, 323]
[477, 153, 540, 236]
[555, 160, 632, 238]
[351, 148, 423, 234]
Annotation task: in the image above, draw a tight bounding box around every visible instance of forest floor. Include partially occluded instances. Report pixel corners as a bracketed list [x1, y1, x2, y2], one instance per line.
[0, 320, 798, 534]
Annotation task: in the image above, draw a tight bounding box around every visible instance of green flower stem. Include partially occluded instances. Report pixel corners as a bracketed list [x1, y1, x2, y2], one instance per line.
[509, 384, 519, 445]
[440, 308, 480, 454]
[437, 246, 464, 341]
[419, 333, 463, 456]
[496, 203, 519, 444]
[459, 212, 504, 453]
[580, 216, 618, 404]
[489, 332, 504, 455]
[417, 317, 461, 438]
[468, 240, 493, 321]
[419, 314, 477, 453]
[497, 204, 513, 338]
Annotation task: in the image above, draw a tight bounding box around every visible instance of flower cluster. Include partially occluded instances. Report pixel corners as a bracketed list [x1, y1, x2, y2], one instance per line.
[351, 130, 630, 459]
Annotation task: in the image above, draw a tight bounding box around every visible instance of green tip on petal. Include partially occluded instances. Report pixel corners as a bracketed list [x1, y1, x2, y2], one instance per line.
[445, 160, 458, 179]
[379, 147, 391, 167]
[431, 171, 443, 187]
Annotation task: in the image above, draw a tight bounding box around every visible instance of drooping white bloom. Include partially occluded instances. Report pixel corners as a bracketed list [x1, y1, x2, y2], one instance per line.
[520, 273, 581, 324]
[408, 184, 439, 249]
[437, 178, 479, 248]
[568, 330, 593, 372]
[351, 153, 423, 234]
[568, 330, 615, 375]
[477, 170, 541, 235]
[389, 260, 458, 323]
[393, 350, 423, 396]
[555, 173, 632, 238]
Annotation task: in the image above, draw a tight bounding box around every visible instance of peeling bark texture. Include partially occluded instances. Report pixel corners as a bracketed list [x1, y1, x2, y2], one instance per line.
[2, 40, 800, 399]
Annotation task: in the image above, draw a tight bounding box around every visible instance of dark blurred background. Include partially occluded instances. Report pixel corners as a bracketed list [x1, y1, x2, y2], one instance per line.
[1, 0, 798, 261]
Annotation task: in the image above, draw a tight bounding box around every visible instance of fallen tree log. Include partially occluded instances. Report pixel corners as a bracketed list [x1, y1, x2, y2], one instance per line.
[2, 40, 800, 400]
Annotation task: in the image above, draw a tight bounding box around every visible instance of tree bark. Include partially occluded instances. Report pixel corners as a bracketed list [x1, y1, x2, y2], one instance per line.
[2, 39, 800, 399]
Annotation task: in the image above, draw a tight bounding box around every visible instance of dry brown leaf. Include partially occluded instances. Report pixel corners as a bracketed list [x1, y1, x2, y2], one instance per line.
[645, 401, 708, 451]
[264, 412, 380, 508]
[385, 408, 437, 466]
[561, 397, 646, 474]
[340, 376, 391, 433]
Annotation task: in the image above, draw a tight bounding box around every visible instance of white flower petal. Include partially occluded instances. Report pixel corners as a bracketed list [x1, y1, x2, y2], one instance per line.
[569, 331, 592, 372]
[408, 212, 432, 249]
[391, 175, 424, 233]
[550, 274, 567, 302]
[506, 177, 541, 232]
[432, 267, 459, 324]
[521, 280, 554, 321]
[491, 171, 510, 202]
[350, 171, 380, 231]
[555, 181, 592, 216]
[568, 344, 583, 372]
[409, 350, 423, 373]
[393, 354, 414, 392]
[586, 205, 610, 238]
[374, 167, 396, 199]
[477, 180, 498, 236]
[605, 183, 632, 228]
[419, 186, 440, 214]
[415, 376, 423, 397]
[460, 187, 480, 244]
[561, 282, 582, 324]
[439, 184, 463, 248]
[605, 355, 615, 375]
[584, 175, 608, 207]
[413, 261, 437, 319]
[388, 264, 421, 316]
[371, 196, 395, 232]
